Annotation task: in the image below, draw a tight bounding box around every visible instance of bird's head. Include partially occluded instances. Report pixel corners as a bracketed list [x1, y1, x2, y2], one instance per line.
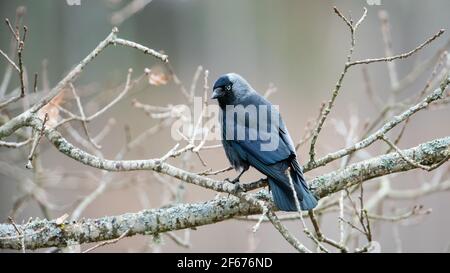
[211, 73, 252, 100]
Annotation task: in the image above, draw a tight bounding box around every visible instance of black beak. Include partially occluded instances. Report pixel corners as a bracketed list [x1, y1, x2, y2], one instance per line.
[211, 88, 222, 99]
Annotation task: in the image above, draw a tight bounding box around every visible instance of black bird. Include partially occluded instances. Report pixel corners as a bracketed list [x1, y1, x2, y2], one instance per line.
[211, 73, 317, 211]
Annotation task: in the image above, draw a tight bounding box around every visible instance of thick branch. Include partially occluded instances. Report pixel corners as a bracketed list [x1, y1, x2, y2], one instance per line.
[27, 115, 240, 194]
[0, 136, 448, 250]
[311, 136, 449, 198]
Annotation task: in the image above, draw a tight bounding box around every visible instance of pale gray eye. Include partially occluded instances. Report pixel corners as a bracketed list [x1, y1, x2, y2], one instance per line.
[225, 85, 231, 91]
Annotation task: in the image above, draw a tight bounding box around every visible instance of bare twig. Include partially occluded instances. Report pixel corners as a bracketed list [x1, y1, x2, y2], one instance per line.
[70, 83, 101, 149]
[33, 73, 38, 93]
[394, 39, 450, 94]
[189, 65, 203, 99]
[165, 231, 191, 248]
[263, 83, 277, 98]
[41, 59, 49, 92]
[368, 205, 431, 222]
[5, 18, 19, 41]
[385, 117, 409, 153]
[8, 217, 25, 253]
[265, 210, 311, 253]
[93, 118, 116, 144]
[17, 39, 26, 98]
[349, 29, 445, 67]
[251, 208, 268, 233]
[113, 38, 168, 63]
[110, 0, 153, 26]
[0, 138, 32, 148]
[309, 210, 348, 252]
[7, 217, 21, 237]
[338, 191, 345, 246]
[156, 143, 180, 164]
[25, 113, 48, 169]
[18, 27, 166, 116]
[361, 66, 383, 109]
[296, 102, 325, 151]
[359, 184, 372, 242]
[309, 7, 367, 164]
[417, 51, 448, 100]
[380, 134, 450, 171]
[0, 48, 19, 72]
[305, 78, 449, 171]
[165, 62, 191, 100]
[201, 144, 223, 150]
[83, 229, 130, 253]
[379, 10, 399, 89]
[197, 166, 233, 176]
[0, 92, 22, 109]
[308, 10, 443, 167]
[86, 70, 140, 122]
[339, 217, 366, 235]
[285, 171, 328, 252]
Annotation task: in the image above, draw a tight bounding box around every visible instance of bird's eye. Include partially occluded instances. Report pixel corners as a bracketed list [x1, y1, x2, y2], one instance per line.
[225, 85, 232, 91]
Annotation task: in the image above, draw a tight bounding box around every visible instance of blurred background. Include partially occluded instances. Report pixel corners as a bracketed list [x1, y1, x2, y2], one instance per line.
[0, 0, 450, 252]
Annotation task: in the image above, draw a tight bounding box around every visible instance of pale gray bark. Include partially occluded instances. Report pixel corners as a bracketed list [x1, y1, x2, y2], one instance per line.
[0, 136, 448, 250]
[0, 17, 448, 252]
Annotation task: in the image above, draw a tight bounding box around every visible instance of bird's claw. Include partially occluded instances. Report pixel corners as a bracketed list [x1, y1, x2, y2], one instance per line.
[225, 177, 240, 184]
[225, 182, 245, 198]
[233, 182, 245, 193]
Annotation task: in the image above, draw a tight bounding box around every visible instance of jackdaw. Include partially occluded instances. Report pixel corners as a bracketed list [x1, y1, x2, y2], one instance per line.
[211, 73, 318, 211]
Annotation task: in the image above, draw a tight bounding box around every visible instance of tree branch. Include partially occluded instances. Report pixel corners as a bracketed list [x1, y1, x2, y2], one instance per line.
[0, 136, 448, 250]
[0, 27, 166, 139]
[305, 78, 449, 171]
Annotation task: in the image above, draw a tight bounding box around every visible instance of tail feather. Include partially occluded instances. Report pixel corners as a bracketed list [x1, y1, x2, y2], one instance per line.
[291, 168, 318, 210]
[269, 177, 297, 211]
[268, 169, 318, 211]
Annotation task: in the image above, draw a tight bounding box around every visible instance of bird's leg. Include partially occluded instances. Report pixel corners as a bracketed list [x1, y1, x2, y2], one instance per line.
[225, 167, 249, 196]
[225, 168, 247, 184]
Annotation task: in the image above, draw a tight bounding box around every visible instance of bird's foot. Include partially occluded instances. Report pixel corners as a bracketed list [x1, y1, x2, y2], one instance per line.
[225, 177, 240, 184]
[226, 182, 245, 198]
[233, 182, 245, 193]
